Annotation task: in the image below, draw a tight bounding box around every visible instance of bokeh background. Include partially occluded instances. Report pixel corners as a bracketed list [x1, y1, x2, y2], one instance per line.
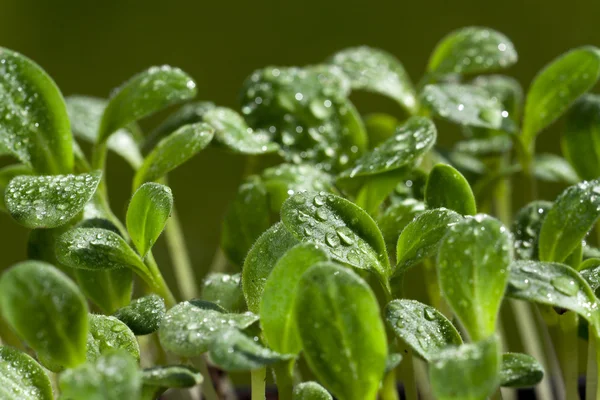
[1, 0, 599, 288]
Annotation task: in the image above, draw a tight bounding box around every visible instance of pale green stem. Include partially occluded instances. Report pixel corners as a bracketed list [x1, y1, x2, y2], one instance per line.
[251, 368, 267, 400]
[145, 252, 176, 308]
[509, 300, 555, 400]
[398, 350, 417, 400]
[380, 368, 399, 400]
[586, 327, 598, 400]
[194, 356, 220, 400]
[558, 312, 580, 400]
[164, 206, 199, 300]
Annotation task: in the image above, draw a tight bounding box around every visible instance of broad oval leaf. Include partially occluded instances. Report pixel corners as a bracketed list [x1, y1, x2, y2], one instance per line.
[500, 352, 544, 388]
[421, 83, 504, 129]
[562, 94, 600, 180]
[0, 48, 73, 174]
[66, 95, 143, 169]
[295, 262, 387, 400]
[522, 46, 600, 149]
[281, 191, 391, 284]
[203, 107, 279, 154]
[0, 164, 33, 213]
[506, 260, 600, 330]
[427, 27, 517, 76]
[126, 182, 173, 257]
[0, 261, 88, 367]
[201, 273, 246, 313]
[87, 314, 140, 362]
[471, 74, 524, 118]
[133, 122, 214, 190]
[425, 164, 477, 215]
[141, 365, 202, 399]
[293, 382, 332, 400]
[98, 65, 197, 142]
[240, 66, 367, 171]
[260, 243, 329, 354]
[429, 335, 501, 400]
[328, 46, 417, 113]
[59, 350, 141, 400]
[539, 179, 600, 263]
[377, 198, 425, 250]
[437, 215, 512, 341]
[385, 299, 463, 361]
[74, 269, 133, 315]
[159, 300, 259, 357]
[396, 208, 462, 273]
[0, 346, 53, 400]
[113, 294, 166, 335]
[242, 222, 299, 313]
[208, 328, 293, 371]
[512, 201, 553, 261]
[533, 153, 579, 184]
[339, 117, 436, 179]
[5, 172, 101, 229]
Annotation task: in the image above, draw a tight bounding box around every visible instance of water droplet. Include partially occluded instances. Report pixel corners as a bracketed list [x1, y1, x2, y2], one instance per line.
[551, 276, 579, 296]
[336, 227, 355, 246]
[326, 232, 340, 247]
[424, 307, 436, 321]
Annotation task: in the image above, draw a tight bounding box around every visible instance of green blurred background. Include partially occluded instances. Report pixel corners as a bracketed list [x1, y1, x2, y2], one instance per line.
[1, 0, 599, 288]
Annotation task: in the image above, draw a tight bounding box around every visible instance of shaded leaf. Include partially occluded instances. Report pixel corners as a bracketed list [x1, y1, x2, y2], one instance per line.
[141, 365, 202, 399]
[425, 164, 477, 215]
[87, 314, 140, 362]
[533, 153, 579, 184]
[201, 273, 246, 313]
[580, 258, 600, 295]
[511, 201, 552, 261]
[74, 269, 133, 315]
[454, 135, 512, 157]
[113, 294, 166, 336]
[471, 75, 524, 118]
[377, 198, 425, 250]
[562, 94, 600, 180]
[363, 113, 398, 149]
[500, 352, 544, 388]
[0, 346, 53, 400]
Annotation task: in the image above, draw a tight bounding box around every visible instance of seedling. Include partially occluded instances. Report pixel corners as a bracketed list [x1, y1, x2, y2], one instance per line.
[2, 26, 600, 400]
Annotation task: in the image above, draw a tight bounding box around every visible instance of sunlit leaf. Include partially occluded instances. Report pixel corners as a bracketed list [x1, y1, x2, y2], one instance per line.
[425, 164, 477, 215]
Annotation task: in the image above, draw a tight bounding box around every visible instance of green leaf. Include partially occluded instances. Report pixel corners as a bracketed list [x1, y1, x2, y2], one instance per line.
[201, 273, 246, 313]
[221, 177, 271, 267]
[395, 208, 462, 274]
[429, 335, 501, 400]
[293, 382, 332, 400]
[113, 294, 166, 335]
[427, 27, 517, 76]
[133, 122, 214, 190]
[87, 314, 140, 362]
[203, 107, 279, 154]
[159, 300, 258, 357]
[281, 191, 391, 285]
[0, 346, 53, 400]
[500, 352, 544, 388]
[242, 222, 299, 313]
[506, 260, 600, 331]
[533, 153, 579, 184]
[55, 227, 153, 284]
[437, 215, 512, 341]
[363, 113, 399, 149]
[562, 94, 600, 180]
[240, 66, 367, 171]
[377, 198, 425, 250]
[328, 46, 418, 113]
[421, 83, 504, 129]
[385, 353, 403, 375]
[0, 48, 73, 174]
[295, 262, 387, 400]
[454, 135, 513, 157]
[98, 65, 197, 142]
[425, 164, 477, 215]
[209, 328, 293, 371]
[5, 172, 101, 229]
[0, 164, 33, 213]
[74, 269, 133, 315]
[580, 258, 600, 295]
[385, 299, 463, 361]
[354, 170, 406, 215]
[260, 243, 329, 354]
[126, 182, 173, 258]
[141, 365, 202, 399]
[66, 96, 143, 169]
[539, 179, 600, 262]
[339, 117, 436, 179]
[0, 261, 88, 367]
[59, 350, 141, 400]
[511, 201, 553, 261]
[471, 75, 524, 118]
[522, 46, 600, 149]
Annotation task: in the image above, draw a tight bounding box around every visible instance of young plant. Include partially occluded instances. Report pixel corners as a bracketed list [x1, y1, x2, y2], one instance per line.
[1, 25, 600, 400]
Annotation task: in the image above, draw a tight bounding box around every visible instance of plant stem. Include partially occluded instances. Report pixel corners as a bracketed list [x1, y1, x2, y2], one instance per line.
[586, 327, 598, 400]
[558, 311, 580, 400]
[194, 356, 220, 400]
[91, 141, 109, 197]
[397, 350, 418, 400]
[380, 368, 400, 400]
[509, 300, 554, 400]
[164, 206, 199, 300]
[251, 368, 266, 400]
[208, 247, 229, 274]
[273, 362, 294, 400]
[145, 252, 176, 308]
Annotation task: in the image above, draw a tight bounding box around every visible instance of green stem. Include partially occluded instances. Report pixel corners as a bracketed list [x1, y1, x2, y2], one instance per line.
[251, 367, 266, 400]
[273, 362, 294, 400]
[194, 356, 220, 400]
[558, 312, 580, 400]
[208, 247, 229, 274]
[91, 141, 109, 197]
[397, 350, 417, 400]
[509, 300, 554, 400]
[494, 154, 512, 225]
[164, 206, 199, 300]
[380, 368, 400, 400]
[586, 327, 598, 400]
[145, 252, 176, 308]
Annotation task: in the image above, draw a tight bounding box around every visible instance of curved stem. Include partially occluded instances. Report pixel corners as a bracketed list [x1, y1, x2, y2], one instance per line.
[194, 356, 220, 400]
[164, 206, 199, 300]
[145, 252, 176, 308]
[251, 367, 266, 400]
